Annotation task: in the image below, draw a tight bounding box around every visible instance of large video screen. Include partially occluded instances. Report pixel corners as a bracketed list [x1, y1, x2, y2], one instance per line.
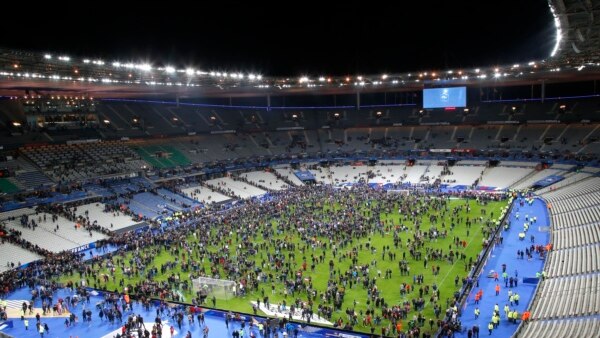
[423, 87, 466, 108]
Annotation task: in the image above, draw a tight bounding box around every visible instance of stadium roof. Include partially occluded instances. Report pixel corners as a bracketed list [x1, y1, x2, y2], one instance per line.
[0, 47, 599, 99]
[549, 0, 600, 60]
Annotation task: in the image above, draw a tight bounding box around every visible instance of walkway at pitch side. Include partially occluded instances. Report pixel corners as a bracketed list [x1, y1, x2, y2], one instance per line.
[0, 287, 369, 338]
[455, 196, 550, 337]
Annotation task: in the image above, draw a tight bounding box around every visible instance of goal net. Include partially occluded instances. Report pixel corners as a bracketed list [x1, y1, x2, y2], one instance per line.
[386, 189, 410, 196]
[192, 277, 236, 300]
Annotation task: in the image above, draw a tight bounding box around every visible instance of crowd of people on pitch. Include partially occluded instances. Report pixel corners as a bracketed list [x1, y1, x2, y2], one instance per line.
[1, 183, 508, 338]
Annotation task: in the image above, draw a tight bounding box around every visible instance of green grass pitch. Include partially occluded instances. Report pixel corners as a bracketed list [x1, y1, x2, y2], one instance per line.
[57, 194, 505, 336]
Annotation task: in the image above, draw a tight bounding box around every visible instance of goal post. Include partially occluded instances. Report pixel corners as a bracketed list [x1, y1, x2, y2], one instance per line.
[386, 189, 410, 196]
[192, 277, 236, 301]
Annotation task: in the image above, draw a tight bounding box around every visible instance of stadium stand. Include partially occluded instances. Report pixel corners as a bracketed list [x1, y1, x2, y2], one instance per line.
[180, 184, 232, 204]
[0, 37, 599, 338]
[239, 170, 290, 191]
[205, 177, 267, 199]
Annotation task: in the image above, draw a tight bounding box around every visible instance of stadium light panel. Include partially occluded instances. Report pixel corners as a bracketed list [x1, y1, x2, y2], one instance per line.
[165, 66, 176, 74]
[186, 68, 195, 75]
[44, 54, 52, 59]
[549, 2, 563, 57]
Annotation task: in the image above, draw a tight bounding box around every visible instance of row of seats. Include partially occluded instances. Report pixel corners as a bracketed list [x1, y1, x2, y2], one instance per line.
[552, 223, 600, 250]
[0, 208, 36, 221]
[551, 207, 600, 229]
[0, 242, 43, 273]
[543, 177, 600, 202]
[519, 175, 600, 336]
[536, 173, 596, 195]
[180, 185, 232, 205]
[544, 244, 600, 277]
[478, 167, 534, 188]
[3, 215, 103, 253]
[510, 168, 566, 190]
[529, 274, 600, 320]
[518, 317, 600, 338]
[20, 141, 147, 182]
[273, 167, 305, 186]
[550, 192, 600, 214]
[239, 171, 290, 191]
[73, 202, 138, 231]
[204, 177, 266, 199]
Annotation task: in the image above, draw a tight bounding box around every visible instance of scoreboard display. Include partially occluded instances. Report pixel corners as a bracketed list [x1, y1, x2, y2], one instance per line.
[423, 86, 467, 108]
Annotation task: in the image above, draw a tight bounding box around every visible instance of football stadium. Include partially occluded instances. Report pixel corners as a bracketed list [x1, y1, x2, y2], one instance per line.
[0, 1, 600, 337]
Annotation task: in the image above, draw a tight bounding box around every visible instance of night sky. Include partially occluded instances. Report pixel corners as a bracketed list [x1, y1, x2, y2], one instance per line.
[0, 0, 555, 76]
